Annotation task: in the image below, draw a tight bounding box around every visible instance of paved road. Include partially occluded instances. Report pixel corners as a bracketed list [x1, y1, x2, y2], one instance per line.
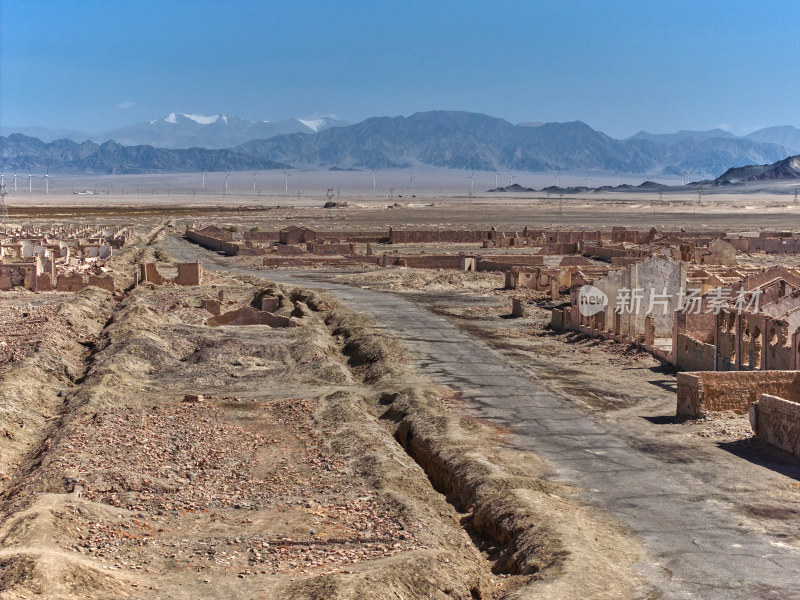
[166, 236, 800, 599]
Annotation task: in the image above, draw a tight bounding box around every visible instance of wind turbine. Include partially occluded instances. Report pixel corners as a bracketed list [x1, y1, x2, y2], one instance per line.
[0, 173, 4, 187]
[43, 171, 51, 194]
[252, 172, 257, 192]
[495, 173, 499, 189]
[282, 169, 291, 192]
[372, 169, 380, 190]
[410, 168, 415, 190]
[202, 170, 206, 188]
[13, 172, 18, 192]
[554, 174, 560, 188]
[0, 182, 7, 222]
[28, 173, 33, 193]
[585, 172, 592, 189]
[224, 173, 230, 193]
[509, 174, 514, 186]
[469, 172, 474, 195]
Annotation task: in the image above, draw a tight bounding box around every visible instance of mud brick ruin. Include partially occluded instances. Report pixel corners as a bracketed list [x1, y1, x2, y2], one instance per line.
[134, 261, 204, 287]
[184, 221, 800, 459]
[0, 225, 128, 292]
[185, 218, 800, 457]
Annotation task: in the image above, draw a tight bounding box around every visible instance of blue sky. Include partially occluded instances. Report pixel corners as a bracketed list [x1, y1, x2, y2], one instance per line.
[2, 0, 798, 138]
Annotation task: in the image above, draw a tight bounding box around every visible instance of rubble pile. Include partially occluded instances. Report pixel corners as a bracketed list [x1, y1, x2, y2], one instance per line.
[0, 298, 96, 374]
[36, 396, 419, 575]
[46, 403, 270, 511]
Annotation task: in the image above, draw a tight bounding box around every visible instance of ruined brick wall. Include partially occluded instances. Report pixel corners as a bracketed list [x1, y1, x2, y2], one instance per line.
[388, 230, 492, 244]
[482, 255, 544, 266]
[280, 228, 316, 245]
[135, 263, 203, 287]
[507, 267, 545, 291]
[749, 237, 800, 254]
[476, 255, 543, 273]
[611, 227, 656, 244]
[307, 243, 356, 255]
[140, 263, 166, 285]
[701, 239, 737, 266]
[540, 243, 578, 255]
[207, 306, 298, 327]
[87, 275, 115, 293]
[175, 262, 203, 286]
[386, 255, 464, 269]
[35, 273, 53, 292]
[729, 238, 751, 252]
[185, 229, 246, 256]
[243, 231, 280, 242]
[759, 231, 794, 238]
[511, 298, 526, 318]
[675, 333, 715, 372]
[680, 310, 715, 344]
[752, 394, 800, 457]
[229, 244, 266, 256]
[185, 229, 226, 252]
[676, 371, 800, 417]
[56, 273, 86, 292]
[274, 245, 305, 256]
[764, 335, 796, 370]
[610, 256, 647, 267]
[317, 231, 387, 243]
[742, 267, 800, 291]
[241, 230, 383, 244]
[559, 256, 592, 267]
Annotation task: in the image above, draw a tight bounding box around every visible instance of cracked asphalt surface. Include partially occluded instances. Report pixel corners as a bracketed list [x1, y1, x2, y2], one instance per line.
[166, 235, 800, 599]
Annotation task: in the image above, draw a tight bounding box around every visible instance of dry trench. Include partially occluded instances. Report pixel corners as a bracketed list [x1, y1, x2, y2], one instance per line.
[165, 235, 800, 600]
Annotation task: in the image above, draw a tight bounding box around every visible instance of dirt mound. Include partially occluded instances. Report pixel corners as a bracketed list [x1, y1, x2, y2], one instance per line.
[325, 311, 410, 384]
[0, 554, 43, 596]
[0, 288, 112, 486]
[0, 551, 134, 599]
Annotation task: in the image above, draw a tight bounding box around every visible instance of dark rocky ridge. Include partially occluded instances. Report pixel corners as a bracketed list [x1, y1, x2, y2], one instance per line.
[0, 134, 290, 174]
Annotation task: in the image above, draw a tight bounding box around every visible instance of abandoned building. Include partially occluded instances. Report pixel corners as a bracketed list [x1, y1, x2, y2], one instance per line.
[0, 225, 128, 293]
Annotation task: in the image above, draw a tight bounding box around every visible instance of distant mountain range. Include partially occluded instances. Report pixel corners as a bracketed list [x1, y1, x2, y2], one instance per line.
[0, 113, 350, 149]
[485, 153, 800, 192]
[1, 110, 799, 178]
[232, 112, 795, 177]
[0, 134, 290, 174]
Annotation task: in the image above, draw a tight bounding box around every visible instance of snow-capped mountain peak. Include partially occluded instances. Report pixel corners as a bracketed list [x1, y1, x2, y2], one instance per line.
[79, 113, 350, 149]
[296, 118, 326, 132]
[164, 112, 224, 125]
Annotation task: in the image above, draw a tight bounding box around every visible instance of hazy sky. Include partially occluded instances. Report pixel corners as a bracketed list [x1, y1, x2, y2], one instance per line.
[2, 0, 798, 138]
